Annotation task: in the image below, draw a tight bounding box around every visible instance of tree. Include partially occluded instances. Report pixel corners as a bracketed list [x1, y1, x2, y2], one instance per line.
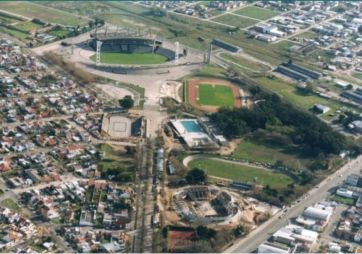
[95, 18, 105, 27]
[185, 168, 207, 184]
[119, 95, 134, 110]
[196, 226, 216, 239]
[299, 170, 313, 185]
[88, 20, 95, 28]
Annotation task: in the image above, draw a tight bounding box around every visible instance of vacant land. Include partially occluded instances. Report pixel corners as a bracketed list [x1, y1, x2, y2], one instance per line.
[197, 84, 234, 107]
[1, 198, 21, 212]
[234, 6, 280, 20]
[0, 2, 87, 26]
[232, 136, 314, 170]
[329, 195, 355, 206]
[352, 72, 362, 81]
[212, 14, 258, 28]
[255, 76, 360, 116]
[189, 158, 293, 189]
[0, 12, 24, 24]
[90, 52, 167, 65]
[14, 21, 42, 31]
[0, 26, 29, 40]
[220, 53, 270, 72]
[49, 28, 71, 38]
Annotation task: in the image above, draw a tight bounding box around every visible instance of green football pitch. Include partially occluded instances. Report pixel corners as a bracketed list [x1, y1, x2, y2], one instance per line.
[197, 84, 234, 107]
[90, 52, 167, 65]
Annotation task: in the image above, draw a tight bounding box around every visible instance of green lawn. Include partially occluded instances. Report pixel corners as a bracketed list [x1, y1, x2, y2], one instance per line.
[352, 72, 362, 81]
[254, 76, 360, 116]
[212, 14, 258, 28]
[234, 6, 280, 20]
[232, 136, 314, 170]
[291, 31, 318, 40]
[14, 21, 42, 31]
[329, 195, 355, 206]
[90, 52, 168, 65]
[1, 198, 21, 212]
[188, 158, 293, 189]
[0, 12, 23, 24]
[197, 84, 234, 107]
[49, 29, 71, 38]
[220, 53, 270, 72]
[0, 27, 29, 40]
[0, 2, 87, 26]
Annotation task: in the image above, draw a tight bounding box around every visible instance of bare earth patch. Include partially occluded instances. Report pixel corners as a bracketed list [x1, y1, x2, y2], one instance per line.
[96, 84, 134, 100]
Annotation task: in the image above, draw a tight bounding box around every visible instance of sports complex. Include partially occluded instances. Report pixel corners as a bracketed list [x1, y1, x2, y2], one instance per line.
[186, 78, 243, 112]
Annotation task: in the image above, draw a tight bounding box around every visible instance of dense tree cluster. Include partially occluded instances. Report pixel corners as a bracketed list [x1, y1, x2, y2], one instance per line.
[211, 94, 348, 155]
[186, 168, 207, 184]
[119, 95, 134, 110]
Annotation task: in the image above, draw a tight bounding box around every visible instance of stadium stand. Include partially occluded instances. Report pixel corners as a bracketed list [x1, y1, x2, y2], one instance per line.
[283, 61, 321, 79]
[212, 39, 239, 53]
[355, 88, 362, 96]
[275, 66, 308, 81]
[341, 91, 362, 105]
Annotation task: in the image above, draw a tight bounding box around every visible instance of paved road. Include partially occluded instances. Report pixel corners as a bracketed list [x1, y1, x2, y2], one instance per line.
[225, 155, 362, 253]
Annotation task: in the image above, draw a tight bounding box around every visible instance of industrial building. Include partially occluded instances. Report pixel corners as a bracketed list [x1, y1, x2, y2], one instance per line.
[296, 202, 334, 232]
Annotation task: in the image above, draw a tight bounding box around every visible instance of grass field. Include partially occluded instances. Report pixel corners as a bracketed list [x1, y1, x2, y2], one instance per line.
[0, 2, 87, 26]
[189, 158, 293, 189]
[14, 21, 42, 31]
[254, 76, 360, 117]
[212, 14, 258, 28]
[220, 53, 270, 72]
[197, 84, 234, 106]
[232, 136, 314, 170]
[49, 28, 71, 38]
[352, 72, 362, 81]
[329, 195, 355, 206]
[90, 52, 168, 65]
[97, 144, 135, 178]
[291, 31, 318, 40]
[0, 27, 29, 40]
[1, 198, 21, 212]
[234, 6, 280, 20]
[0, 12, 24, 24]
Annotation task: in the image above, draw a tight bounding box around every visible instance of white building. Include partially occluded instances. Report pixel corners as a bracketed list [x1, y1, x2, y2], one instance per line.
[336, 188, 354, 199]
[258, 242, 290, 253]
[302, 203, 333, 221]
[273, 224, 319, 247]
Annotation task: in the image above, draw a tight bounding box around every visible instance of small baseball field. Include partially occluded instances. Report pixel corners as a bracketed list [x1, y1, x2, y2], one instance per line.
[187, 79, 242, 112]
[90, 52, 167, 65]
[198, 84, 234, 107]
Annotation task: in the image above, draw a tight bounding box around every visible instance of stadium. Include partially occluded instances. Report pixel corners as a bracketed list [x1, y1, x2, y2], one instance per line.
[88, 26, 185, 66]
[172, 186, 241, 225]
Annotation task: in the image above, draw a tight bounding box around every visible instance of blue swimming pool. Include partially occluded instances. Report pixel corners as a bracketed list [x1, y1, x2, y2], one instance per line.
[181, 120, 203, 133]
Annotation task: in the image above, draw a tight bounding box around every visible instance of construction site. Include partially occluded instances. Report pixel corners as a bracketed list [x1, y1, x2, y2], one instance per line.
[161, 185, 277, 229]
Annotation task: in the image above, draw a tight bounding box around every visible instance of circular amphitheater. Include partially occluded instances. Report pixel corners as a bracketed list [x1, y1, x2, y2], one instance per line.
[172, 186, 241, 225]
